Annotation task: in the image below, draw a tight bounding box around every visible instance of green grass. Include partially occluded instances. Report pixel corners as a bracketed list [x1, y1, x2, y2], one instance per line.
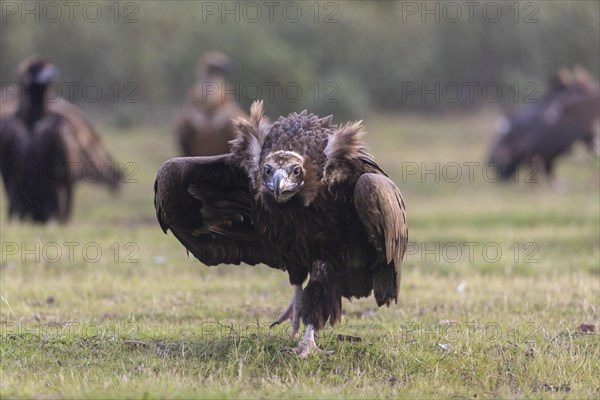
[1, 112, 599, 399]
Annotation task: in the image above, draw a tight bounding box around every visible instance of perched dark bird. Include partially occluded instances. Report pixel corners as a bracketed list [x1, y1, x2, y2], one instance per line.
[0, 58, 121, 223]
[176, 51, 248, 156]
[155, 101, 408, 356]
[488, 67, 599, 186]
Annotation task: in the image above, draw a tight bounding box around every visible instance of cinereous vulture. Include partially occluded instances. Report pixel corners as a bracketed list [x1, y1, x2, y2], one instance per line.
[176, 51, 248, 156]
[0, 58, 122, 223]
[155, 101, 408, 357]
[488, 67, 599, 185]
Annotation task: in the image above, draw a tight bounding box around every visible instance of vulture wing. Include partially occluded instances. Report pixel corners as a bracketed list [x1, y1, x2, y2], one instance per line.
[154, 154, 284, 268]
[50, 99, 121, 189]
[0, 84, 19, 118]
[353, 173, 408, 306]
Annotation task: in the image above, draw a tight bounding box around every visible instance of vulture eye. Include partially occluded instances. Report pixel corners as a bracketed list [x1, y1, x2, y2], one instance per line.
[292, 166, 301, 177]
[264, 165, 272, 176]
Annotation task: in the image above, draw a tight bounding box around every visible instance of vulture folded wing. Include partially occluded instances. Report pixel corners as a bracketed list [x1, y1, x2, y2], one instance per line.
[154, 154, 283, 268]
[50, 99, 121, 189]
[353, 173, 408, 306]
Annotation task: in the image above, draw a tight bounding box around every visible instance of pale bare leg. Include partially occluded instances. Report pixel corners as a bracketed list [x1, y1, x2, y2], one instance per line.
[270, 285, 302, 338]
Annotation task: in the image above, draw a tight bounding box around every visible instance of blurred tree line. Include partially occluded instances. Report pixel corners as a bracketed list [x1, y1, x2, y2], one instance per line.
[1, 1, 598, 126]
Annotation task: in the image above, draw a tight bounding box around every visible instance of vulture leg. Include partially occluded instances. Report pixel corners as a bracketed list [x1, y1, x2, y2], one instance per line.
[544, 159, 567, 193]
[285, 324, 333, 359]
[529, 155, 546, 184]
[583, 134, 600, 157]
[56, 185, 71, 224]
[283, 260, 340, 357]
[270, 284, 302, 338]
[592, 138, 600, 157]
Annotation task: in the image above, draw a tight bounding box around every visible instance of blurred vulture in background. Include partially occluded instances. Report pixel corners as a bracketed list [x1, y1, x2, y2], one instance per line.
[156, 102, 408, 357]
[0, 58, 122, 223]
[488, 67, 600, 186]
[176, 51, 248, 156]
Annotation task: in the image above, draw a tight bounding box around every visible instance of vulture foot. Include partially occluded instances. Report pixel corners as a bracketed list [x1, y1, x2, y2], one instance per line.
[270, 284, 302, 338]
[283, 324, 333, 359]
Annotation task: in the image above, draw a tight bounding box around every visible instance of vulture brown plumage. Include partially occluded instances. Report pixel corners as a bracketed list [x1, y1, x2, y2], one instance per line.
[488, 67, 600, 184]
[155, 101, 408, 357]
[176, 51, 248, 156]
[0, 58, 122, 223]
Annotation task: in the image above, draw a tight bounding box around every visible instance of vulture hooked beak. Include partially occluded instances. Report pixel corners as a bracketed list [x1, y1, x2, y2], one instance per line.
[219, 59, 237, 74]
[35, 64, 59, 85]
[269, 169, 303, 202]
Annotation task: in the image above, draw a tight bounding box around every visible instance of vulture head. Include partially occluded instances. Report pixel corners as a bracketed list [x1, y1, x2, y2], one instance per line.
[196, 51, 235, 80]
[263, 151, 305, 203]
[19, 57, 58, 88]
[488, 137, 519, 180]
[232, 102, 335, 207]
[192, 51, 237, 110]
[548, 68, 573, 92]
[16, 58, 59, 122]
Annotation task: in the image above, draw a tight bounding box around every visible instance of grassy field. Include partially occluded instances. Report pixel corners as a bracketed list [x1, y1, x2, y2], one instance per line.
[1, 112, 598, 399]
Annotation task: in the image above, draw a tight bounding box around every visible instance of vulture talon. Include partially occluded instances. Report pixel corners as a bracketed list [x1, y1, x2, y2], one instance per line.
[283, 324, 333, 358]
[285, 343, 334, 359]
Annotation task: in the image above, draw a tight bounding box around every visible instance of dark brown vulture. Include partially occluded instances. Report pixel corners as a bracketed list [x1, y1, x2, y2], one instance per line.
[0, 58, 121, 223]
[155, 101, 408, 357]
[176, 51, 248, 156]
[488, 67, 600, 185]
